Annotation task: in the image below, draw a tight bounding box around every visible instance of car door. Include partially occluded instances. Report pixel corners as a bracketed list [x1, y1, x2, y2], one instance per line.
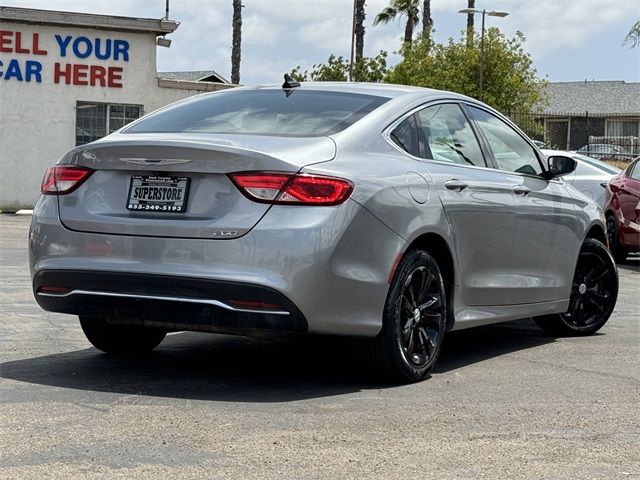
[618, 161, 640, 248]
[389, 102, 518, 307]
[466, 105, 580, 304]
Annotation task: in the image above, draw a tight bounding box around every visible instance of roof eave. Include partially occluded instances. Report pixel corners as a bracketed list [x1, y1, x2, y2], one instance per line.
[0, 5, 179, 35]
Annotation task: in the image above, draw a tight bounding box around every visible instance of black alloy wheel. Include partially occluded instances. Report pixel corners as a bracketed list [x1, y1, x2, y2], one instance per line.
[606, 214, 628, 263]
[534, 239, 618, 336]
[373, 250, 446, 382]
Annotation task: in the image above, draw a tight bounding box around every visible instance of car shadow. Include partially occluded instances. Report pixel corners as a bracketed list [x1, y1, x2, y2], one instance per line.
[0, 318, 560, 402]
[434, 319, 559, 373]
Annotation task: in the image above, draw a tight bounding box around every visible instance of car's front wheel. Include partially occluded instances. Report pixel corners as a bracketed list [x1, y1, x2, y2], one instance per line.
[79, 316, 167, 354]
[534, 238, 618, 336]
[372, 250, 446, 382]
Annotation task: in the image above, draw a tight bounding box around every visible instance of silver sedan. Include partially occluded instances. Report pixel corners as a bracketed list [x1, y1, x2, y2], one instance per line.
[29, 82, 619, 382]
[541, 149, 621, 208]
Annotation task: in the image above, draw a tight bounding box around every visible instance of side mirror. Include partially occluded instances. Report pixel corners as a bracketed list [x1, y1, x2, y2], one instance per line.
[547, 155, 577, 177]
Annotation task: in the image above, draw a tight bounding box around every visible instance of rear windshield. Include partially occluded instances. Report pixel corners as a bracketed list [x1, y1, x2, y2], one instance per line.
[125, 89, 390, 137]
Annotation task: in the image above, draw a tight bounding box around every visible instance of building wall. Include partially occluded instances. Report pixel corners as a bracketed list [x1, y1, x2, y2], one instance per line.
[0, 21, 208, 210]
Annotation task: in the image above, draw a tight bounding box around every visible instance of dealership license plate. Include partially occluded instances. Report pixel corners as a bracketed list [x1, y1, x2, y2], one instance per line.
[127, 176, 190, 212]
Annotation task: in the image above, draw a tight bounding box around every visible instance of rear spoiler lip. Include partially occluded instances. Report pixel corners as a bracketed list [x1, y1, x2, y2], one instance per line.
[59, 133, 337, 172]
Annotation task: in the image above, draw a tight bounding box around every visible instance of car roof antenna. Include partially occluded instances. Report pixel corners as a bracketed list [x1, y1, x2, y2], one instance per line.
[282, 73, 301, 90]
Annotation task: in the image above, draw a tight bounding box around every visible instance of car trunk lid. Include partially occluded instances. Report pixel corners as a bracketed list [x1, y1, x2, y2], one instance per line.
[56, 133, 335, 239]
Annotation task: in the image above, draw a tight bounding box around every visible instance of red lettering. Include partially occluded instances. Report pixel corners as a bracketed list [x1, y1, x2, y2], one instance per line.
[90, 65, 106, 87]
[0, 31, 11, 52]
[73, 64, 88, 85]
[54, 62, 72, 84]
[32, 33, 47, 55]
[107, 66, 123, 88]
[54, 63, 124, 88]
[14, 32, 29, 53]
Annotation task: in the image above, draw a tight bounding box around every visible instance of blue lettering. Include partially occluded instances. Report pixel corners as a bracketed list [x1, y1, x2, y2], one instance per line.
[0, 60, 3, 79]
[113, 40, 129, 61]
[55, 35, 72, 57]
[94, 38, 112, 60]
[72, 36, 93, 59]
[25, 61, 42, 82]
[4, 59, 23, 81]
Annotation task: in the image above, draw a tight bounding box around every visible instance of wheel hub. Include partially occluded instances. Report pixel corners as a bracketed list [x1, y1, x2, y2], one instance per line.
[578, 283, 587, 295]
[413, 308, 421, 324]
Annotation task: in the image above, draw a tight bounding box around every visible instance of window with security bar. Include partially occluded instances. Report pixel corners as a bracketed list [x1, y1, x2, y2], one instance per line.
[76, 102, 143, 145]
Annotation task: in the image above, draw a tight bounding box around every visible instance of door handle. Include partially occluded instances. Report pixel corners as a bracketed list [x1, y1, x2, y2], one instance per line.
[444, 180, 469, 192]
[513, 185, 532, 196]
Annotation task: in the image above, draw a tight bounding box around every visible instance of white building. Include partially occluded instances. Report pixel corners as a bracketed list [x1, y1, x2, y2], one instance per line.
[0, 6, 233, 210]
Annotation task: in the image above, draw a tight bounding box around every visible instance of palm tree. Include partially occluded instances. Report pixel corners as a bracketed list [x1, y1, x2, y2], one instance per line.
[422, 0, 432, 40]
[231, 0, 242, 84]
[466, 0, 475, 47]
[355, 0, 366, 61]
[373, 0, 421, 47]
[624, 18, 640, 47]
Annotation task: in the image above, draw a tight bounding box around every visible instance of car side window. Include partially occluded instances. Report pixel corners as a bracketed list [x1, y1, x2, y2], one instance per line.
[629, 161, 640, 180]
[390, 115, 420, 158]
[468, 106, 543, 176]
[415, 104, 486, 167]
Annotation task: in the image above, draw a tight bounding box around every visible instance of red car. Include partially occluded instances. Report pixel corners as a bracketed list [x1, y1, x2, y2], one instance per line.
[605, 156, 640, 261]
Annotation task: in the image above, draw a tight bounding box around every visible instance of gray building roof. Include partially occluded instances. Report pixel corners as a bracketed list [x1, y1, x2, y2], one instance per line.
[546, 81, 640, 115]
[159, 70, 230, 84]
[0, 5, 179, 35]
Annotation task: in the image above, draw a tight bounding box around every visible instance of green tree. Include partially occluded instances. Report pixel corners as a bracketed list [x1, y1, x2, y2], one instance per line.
[624, 18, 640, 47]
[290, 52, 388, 82]
[373, 0, 421, 47]
[387, 28, 547, 114]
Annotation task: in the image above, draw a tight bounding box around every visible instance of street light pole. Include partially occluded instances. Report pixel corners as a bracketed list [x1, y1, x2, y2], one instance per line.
[458, 7, 509, 102]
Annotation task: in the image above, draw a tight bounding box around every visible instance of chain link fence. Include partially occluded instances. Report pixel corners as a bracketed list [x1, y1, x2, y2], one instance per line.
[508, 111, 640, 165]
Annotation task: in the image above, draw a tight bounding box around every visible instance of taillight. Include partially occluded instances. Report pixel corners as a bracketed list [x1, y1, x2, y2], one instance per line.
[229, 172, 353, 206]
[41, 165, 93, 195]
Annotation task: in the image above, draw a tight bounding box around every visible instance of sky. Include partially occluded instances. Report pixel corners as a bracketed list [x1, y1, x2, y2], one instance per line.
[3, 0, 639, 84]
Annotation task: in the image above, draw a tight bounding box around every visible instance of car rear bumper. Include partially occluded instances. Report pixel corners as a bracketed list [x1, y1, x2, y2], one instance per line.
[33, 270, 308, 335]
[29, 195, 406, 337]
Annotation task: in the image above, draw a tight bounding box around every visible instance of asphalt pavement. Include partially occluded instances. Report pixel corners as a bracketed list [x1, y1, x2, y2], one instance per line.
[1, 214, 638, 479]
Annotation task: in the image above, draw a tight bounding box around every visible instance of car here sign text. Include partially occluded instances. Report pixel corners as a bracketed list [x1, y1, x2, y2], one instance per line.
[0, 30, 129, 88]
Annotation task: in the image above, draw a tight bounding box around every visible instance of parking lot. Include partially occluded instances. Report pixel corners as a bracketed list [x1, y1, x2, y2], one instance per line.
[0, 213, 638, 479]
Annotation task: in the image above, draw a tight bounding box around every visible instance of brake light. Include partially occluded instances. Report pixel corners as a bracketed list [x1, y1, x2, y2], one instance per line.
[41, 165, 93, 195]
[229, 172, 353, 205]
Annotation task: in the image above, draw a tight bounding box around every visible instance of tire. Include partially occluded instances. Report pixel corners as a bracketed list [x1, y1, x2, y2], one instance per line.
[606, 214, 628, 263]
[79, 316, 166, 354]
[534, 238, 618, 337]
[372, 250, 447, 383]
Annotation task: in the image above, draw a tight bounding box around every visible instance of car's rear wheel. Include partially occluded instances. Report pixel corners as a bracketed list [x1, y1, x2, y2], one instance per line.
[79, 316, 167, 354]
[372, 250, 446, 382]
[534, 238, 618, 336]
[606, 214, 628, 262]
